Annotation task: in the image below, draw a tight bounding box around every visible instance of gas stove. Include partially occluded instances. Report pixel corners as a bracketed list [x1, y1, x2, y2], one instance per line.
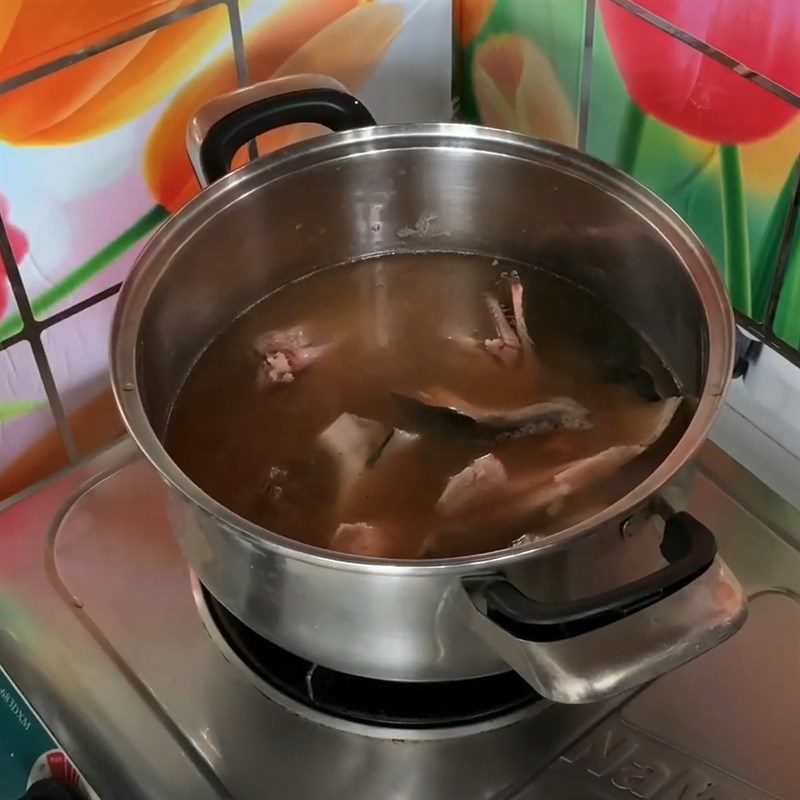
[1, 438, 798, 799]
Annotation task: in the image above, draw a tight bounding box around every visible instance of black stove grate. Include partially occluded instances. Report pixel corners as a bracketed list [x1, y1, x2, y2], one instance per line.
[204, 588, 540, 728]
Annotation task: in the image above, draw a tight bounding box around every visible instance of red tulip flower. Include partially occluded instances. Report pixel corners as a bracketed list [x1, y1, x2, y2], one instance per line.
[0, 194, 29, 322]
[600, 0, 800, 144]
[599, 0, 800, 316]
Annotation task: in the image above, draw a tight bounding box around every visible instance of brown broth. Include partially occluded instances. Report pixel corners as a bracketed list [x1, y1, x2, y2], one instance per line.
[165, 253, 684, 558]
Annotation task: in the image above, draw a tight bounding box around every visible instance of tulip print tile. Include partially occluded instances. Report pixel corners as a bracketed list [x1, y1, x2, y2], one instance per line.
[600, 0, 799, 144]
[41, 296, 126, 456]
[0, 1, 207, 82]
[0, 342, 66, 501]
[0, 2, 232, 328]
[458, 0, 585, 146]
[146, 0, 441, 216]
[0, 0, 451, 335]
[612, 0, 800, 93]
[0, 0, 453, 498]
[587, 1, 800, 323]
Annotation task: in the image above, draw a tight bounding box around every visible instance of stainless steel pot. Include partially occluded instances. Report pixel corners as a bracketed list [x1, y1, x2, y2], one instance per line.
[111, 75, 746, 703]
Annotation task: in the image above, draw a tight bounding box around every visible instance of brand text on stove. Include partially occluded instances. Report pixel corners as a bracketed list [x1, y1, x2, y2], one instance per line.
[1, 687, 32, 732]
[560, 726, 753, 799]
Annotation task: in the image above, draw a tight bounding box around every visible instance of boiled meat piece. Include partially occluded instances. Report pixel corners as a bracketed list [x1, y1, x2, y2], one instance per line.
[318, 414, 421, 519]
[254, 326, 332, 385]
[330, 522, 423, 559]
[436, 454, 508, 517]
[330, 523, 390, 557]
[508, 397, 683, 546]
[620, 395, 683, 449]
[445, 273, 536, 370]
[483, 272, 536, 368]
[514, 396, 682, 518]
[366, 427, 420, 467]
[396, 387, 590, 437]
[503, 446, 655, 550]
[429, 397, 682, 553]
[462, 471, 564, 527]
[484, 293, 522, 365]
[318, 414, 391, 515]
[510, 499, 608, 548]
[509, 272, 535, 363]
[429, 452, 558, 554]
[549, 445, 644, 505]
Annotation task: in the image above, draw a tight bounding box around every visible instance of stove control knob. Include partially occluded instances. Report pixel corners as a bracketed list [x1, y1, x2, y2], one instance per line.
[20, 779, 84, 800]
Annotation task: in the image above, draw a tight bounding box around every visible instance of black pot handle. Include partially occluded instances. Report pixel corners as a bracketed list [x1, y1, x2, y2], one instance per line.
[187, 76, 376, 186]
[481, 511, 717, 642]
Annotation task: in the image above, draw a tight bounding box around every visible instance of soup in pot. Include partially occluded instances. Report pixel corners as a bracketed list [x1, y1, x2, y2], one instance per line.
[165, 253, 686, 559]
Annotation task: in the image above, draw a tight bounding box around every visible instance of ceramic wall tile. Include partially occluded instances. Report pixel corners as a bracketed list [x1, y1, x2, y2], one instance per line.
[458, 0, 586, 146]
[610, 0, 799, 93]
[0, 0, 453, 499]
[0, 2, 231, 328]
[0, 1, 202, 81]
[587, 1, 799, 323]
[0, 342, 65, 500]
[40, 296, 125, 458]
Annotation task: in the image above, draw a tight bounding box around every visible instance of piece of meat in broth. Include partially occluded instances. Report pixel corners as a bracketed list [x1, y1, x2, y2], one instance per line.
[510, 397, 684, 545]
[430, 397, 682, 553]
[508, 272, 535, 363]
[330, 523, 389, 557]
[330, 522, 423, 559]
[527, 397, 683, 515]
[254, 326, 332, 385]
[553, 444, 645, 497]
[318, 413, 392, 515]
[397, 387, 590, 437]
[483, 272, 536, 368]
[436, 454, 509, 517]
[366, 427, 420, 467]
[484, 293, 522, 365]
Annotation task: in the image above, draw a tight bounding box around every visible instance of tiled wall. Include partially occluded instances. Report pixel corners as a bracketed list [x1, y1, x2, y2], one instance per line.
[0, 0, 452, 499]
[457, 0, 800, 358]
[2, 0, 798, 502]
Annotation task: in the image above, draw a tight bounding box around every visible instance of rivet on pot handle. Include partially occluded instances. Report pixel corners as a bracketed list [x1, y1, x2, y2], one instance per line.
[186, 74, 376, 187]
[463, 511, 747, 704]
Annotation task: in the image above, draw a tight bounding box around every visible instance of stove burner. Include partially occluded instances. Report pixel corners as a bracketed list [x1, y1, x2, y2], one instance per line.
[204, 588, 540, 729]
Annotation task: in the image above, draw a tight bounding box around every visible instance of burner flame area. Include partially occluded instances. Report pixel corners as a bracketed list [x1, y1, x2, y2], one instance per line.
[193, 578, 540, 737]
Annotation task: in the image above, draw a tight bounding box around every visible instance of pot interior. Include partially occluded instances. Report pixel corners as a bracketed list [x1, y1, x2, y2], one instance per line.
[115, 126, 732, 553]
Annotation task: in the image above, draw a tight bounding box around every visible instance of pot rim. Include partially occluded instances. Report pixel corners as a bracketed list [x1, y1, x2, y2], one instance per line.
[110, 122, 735, 576]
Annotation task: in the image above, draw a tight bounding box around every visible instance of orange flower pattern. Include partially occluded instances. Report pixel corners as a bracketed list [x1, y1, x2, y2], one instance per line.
[458, 0, 496, 47]
[146, 1, 404, 212]
[0, 0, 229, 144]
[0, 0, 425, 501]
[472, 34, 576, 145]
[0, 1, 193, 80]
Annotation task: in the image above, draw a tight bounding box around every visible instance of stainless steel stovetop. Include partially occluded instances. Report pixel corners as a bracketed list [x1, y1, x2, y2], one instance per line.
[1, 438, 798, 800]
